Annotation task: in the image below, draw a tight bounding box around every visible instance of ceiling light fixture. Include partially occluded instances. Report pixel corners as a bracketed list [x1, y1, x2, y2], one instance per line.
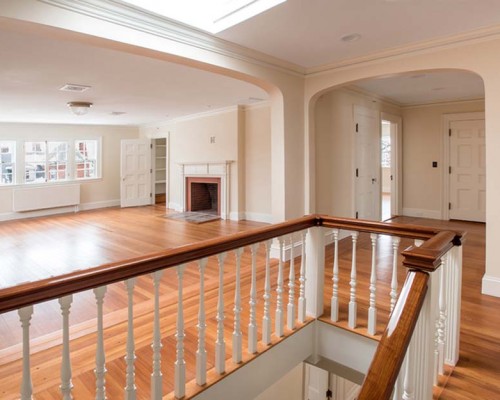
[67, 101, 93, 116]
[341, 33, 362, 43]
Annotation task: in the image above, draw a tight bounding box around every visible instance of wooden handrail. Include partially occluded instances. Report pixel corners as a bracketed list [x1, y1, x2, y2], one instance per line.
[357, 270, 429, 400]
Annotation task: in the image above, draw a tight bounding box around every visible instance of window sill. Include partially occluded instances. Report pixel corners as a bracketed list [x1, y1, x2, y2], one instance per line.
[0, 178, 103, 190]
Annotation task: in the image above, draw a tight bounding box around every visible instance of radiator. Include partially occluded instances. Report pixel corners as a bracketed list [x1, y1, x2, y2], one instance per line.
[13, 184, 81, 212]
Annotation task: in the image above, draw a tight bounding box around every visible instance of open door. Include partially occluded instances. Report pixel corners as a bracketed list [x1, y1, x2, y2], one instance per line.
[305, 364, 329, 400]
[120, 139, 152, 208]
[354, 105, 381, 221]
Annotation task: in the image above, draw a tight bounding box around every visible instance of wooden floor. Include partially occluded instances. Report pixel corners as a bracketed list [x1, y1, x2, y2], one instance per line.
[0, 207, 497, 399]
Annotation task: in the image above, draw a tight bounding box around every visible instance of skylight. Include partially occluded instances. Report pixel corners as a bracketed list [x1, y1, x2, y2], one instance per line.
[120, 0, 286, 33]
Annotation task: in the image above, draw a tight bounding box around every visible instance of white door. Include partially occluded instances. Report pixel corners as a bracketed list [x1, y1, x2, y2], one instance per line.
[354, 106, 381, 221]
[120, 139, 152, 208]
[449, 119, 486, 222]
[305, 364, 329, 400]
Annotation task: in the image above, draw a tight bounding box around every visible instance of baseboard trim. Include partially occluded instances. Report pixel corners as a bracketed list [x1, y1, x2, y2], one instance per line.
[79, 199, 120, 211]
[481, 275, 500, 298]
[230, 211, 246, 221]
[402, 207, 442, 220]
[244, 212, 274, 224]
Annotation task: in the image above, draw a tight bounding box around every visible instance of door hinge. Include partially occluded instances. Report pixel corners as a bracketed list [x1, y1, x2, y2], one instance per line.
[449, 128, 452, 137]
[355, 211, 359, 219]
[449, 166, 452, 174]
[355, 168, 359, 177]
[150, 192, 153, 198]
[355, 123, 359, 132]
[449, 202, 451, 210]
[150, 143, 153, 149]
[150, 168, 153, 173]
[390, 174, 393, 181]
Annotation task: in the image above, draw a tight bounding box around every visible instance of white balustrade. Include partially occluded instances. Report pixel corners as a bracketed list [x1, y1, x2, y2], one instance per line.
[298, 230, 307, 323]
[19, 305, 34, 400]
[437, 254, 447, 378]
[215, 253, 227, 374]
[330, 228, 340, 322]
[233, 248, 243, 363]
[124, 278, 137, 400]
[348, 231, 359, 329]
[59, 295, 73, 400]
[275, 237, 285, 337]
[262, 240, 272, 345]
[402, 332, 416, 400]
[93, 286, 107, 400]
[248, 244, 259, 354]
[445, 245, 462, 366]
[175, 264, 186, 399]
[368, 233, 378, 336]
[391, 236, 401, 312]
[196, 258, 208, 385]
[287, 234, 296, 330]
[151, 270, 164, 399]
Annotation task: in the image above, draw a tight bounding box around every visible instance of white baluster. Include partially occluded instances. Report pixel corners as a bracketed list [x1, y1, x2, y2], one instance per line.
[390, 236, 401, 312]
[275, 237, 285, 337]
[175, 264, 186, 399]
[196, 258, 208, 385]
[437, 254, 447, 376]
[93, 286, 107, 400]
[402, 334, 416, 400]
[151, 270, 164, 399]
[368, 233, 378, 336]
[124, 278, 137, 400]
[445, 245, 462, 366]
[298, 231, 307, 323]
[233, 248, 243, 363]
[287, 234, 296, 330]
[330, 229, 340, 322]
[348, 231, 359, 329]
[215, 253, 227, 374]
[18, 305, 34, 400]
[59, 295, 73, 400]
[262, 240, 272, 345]
[248, 244, 259, 354]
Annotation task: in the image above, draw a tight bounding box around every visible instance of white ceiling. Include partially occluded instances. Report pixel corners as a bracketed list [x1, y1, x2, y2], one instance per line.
[1, 0, 495, 126]
[217, 0, 500, 68]
[0, 27, 268, 126]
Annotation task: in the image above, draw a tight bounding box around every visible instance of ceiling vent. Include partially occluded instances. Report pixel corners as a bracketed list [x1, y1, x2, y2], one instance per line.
[59, 84, 91, 92]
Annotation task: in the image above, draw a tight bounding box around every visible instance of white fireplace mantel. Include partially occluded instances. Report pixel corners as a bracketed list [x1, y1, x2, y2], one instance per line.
[179, 161, 233, 219]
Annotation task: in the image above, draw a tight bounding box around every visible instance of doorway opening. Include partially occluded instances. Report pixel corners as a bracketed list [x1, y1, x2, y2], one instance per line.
[381, 120, 392, 220]
[380, 115, 400, 221]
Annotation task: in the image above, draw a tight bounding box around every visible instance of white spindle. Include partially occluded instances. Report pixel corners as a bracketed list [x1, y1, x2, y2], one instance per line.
[348, 231, 359, 329]
[175, 264, 186, 399]
[330, 229, 340, 322]
[262, 240, 272, 345]
[402, 334, 416, 400]
[196, 258, 208, 385]
[18, 305, 34, 400]
[248, 244, 259, 354]
[437, 254, 447, 376]
[368, 233, 378, 336]
[93, 286, 107, 400]
[215, 253, 227, 374]
[125, 278, 137, 400]
[445, 245, 462, 366]
[287, 234, 296, 330]
[59, 295, 73, 400]
[151, 270, 164, 399]
[390, 236, 401, 312]
[275, 237, 285, 337]
[233, 248, 243, 364]
[298, 231, 307, 323]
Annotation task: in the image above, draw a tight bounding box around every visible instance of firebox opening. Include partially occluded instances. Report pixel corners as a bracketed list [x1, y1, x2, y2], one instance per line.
[186, 177, 221, 215]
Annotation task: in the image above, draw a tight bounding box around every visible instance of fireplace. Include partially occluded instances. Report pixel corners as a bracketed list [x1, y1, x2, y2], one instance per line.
[186, 177, 221, 215]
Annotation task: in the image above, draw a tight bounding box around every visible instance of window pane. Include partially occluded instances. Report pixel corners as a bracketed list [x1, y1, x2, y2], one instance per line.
[25, 141, 46, 183]
[47, 142, 68, 182]
[0, 141, 15, 185]
[75, 140, 98, 179]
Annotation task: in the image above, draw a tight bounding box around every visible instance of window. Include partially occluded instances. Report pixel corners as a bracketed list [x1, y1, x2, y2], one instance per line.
[75, 140, 98, 179]
[25, 141, 69, 183]
[0, 141, 15, 185]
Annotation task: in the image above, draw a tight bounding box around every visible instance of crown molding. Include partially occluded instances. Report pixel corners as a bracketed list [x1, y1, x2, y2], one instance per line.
[306, 24, 500, 76]
[37, 0, 305, 77]
[342, 85, 402, 108]
[401, 97, 484, 110]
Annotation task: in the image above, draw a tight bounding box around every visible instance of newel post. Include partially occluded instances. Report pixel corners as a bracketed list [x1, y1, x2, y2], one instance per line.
[305, 226, 325, 318]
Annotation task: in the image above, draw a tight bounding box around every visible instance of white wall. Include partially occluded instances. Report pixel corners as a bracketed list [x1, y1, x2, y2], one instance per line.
[314, 88, 401, 217]
[0, 122, 139, 218]
[254, 363, 304, 400]
[402, 100, 485, 218]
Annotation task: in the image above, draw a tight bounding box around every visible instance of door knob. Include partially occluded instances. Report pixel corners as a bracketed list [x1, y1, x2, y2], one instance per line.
[372, 178, 377, 183]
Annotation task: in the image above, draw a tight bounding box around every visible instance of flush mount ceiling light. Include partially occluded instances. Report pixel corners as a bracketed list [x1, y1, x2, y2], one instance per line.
[341, 33, 362, 43]
[67, 101, 93, 116]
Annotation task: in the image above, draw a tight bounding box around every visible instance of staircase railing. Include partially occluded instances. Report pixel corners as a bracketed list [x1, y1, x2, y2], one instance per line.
[0, 214, 464, 399]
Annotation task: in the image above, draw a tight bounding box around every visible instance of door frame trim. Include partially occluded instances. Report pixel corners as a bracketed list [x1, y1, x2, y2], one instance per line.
[442, 111, 485, 220]
[381, 112, 402, 218]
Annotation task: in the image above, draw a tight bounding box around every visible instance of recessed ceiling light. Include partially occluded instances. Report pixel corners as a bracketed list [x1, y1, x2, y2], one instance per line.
[110, 111, 126, 116]
[341, 33, 362, 43]
[432, 87, 446, 91]
[410, 74, 426, 79]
